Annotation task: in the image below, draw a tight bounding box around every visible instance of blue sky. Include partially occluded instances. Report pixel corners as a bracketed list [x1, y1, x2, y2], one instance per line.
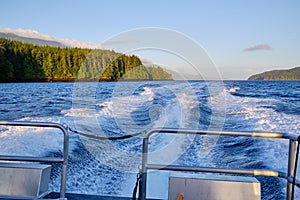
[1, 0, 300, 79]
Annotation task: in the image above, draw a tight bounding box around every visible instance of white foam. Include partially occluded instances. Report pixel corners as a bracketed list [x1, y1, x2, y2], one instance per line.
[208, 85, 300, 195]
[140, 87, 154, 97]
[214, 87, 300, 198]
[225, 87, 240, 93]
[0, 117, 79, 157]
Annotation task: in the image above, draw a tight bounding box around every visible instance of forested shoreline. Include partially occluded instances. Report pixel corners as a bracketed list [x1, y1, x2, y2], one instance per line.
[248, 66, 300, 80]
[0, 38, 172, 82]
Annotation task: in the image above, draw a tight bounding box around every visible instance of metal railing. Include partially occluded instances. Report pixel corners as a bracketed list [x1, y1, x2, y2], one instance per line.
[1, 122, 299, 199]
[141, 129, 300, 200]
[0, 121, 69, 199]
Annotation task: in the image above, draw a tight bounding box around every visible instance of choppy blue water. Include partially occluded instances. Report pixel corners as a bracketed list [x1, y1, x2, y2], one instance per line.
[0, 81, 299, 199]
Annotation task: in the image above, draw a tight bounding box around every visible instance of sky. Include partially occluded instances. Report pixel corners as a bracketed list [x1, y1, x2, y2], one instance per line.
[0, 0, 300, 79]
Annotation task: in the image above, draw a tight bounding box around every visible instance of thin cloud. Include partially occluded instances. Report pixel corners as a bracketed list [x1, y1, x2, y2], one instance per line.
[102, 39, 140, 46]
[0, 27, 102, 49]
[140, 57, 154, 66]
[243, 44, 272, 51]
[59, 38, 102, 49]
[0, 27, 55, 41]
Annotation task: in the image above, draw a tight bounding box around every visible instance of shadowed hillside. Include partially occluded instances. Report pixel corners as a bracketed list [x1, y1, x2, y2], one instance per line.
[248, 67, 300, 80]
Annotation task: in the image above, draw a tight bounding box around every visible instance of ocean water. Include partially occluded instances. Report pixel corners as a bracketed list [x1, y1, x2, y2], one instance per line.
[0, 81, 299, 199]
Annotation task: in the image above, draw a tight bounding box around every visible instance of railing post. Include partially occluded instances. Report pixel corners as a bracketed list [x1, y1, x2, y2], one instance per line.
[287, 140, 296, 200]
[59, 125, 69, 199]
[141, 136, 149, 200]
[0, 121, 69, 199]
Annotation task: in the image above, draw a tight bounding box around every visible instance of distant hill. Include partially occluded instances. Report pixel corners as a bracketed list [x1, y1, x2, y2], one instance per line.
[0, 32, 66, 47]
[248, 66, 300, 80]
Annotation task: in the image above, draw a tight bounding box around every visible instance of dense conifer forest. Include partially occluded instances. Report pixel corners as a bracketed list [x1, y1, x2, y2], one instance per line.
[0, 38, 172, 82]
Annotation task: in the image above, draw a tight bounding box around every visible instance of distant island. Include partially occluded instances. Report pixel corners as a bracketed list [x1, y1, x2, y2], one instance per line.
[0, 38, 172, 82]
[248, 66, 300, 80]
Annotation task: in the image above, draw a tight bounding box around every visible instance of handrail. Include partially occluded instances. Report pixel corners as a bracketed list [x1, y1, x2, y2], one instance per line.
[141, 128, 300, 200]
[0, 121, 69, 199]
